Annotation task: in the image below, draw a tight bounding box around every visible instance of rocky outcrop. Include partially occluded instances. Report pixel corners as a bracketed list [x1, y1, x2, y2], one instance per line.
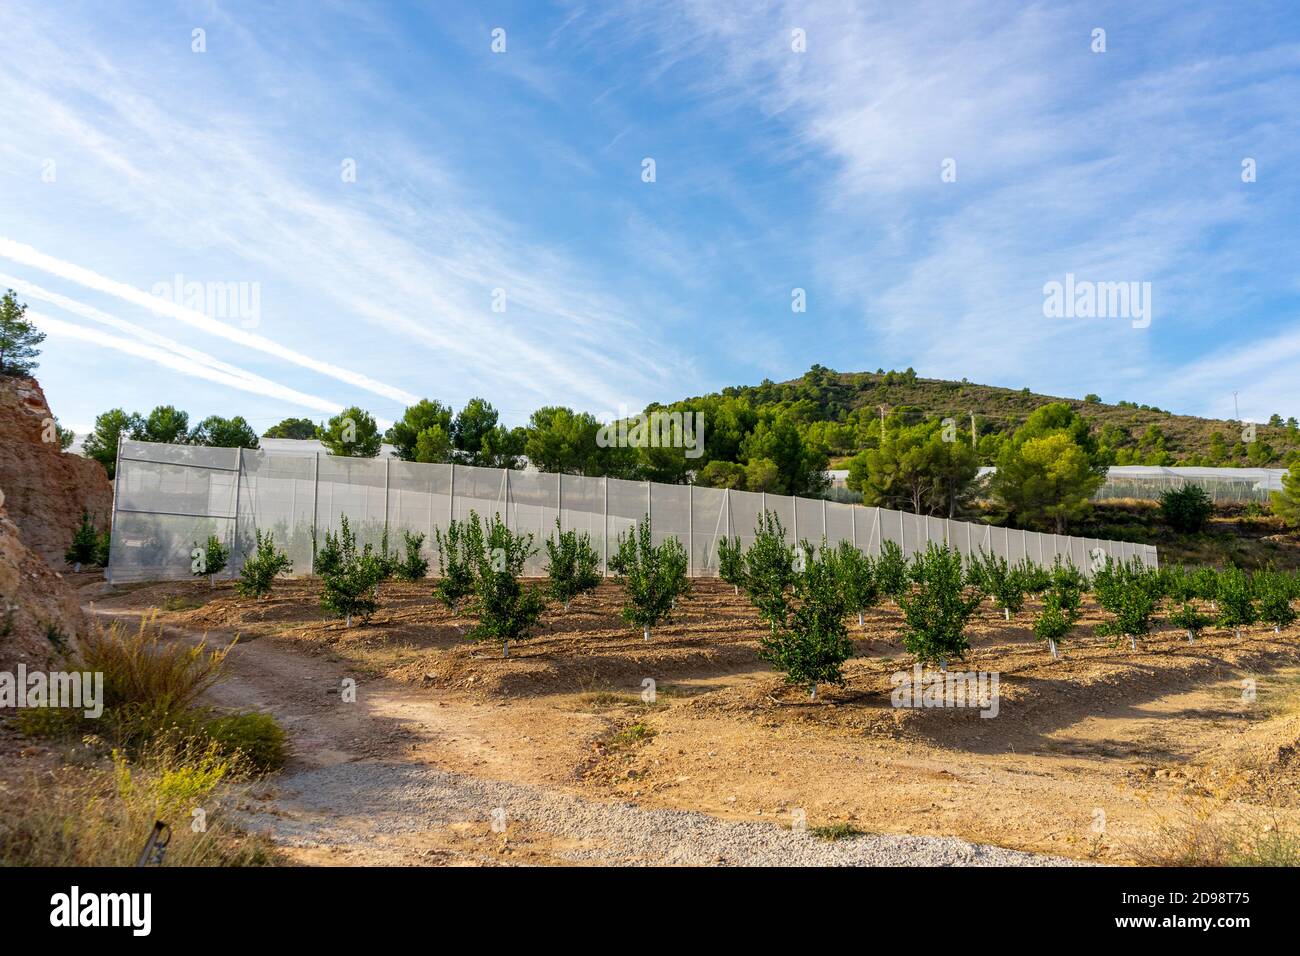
[0, 376, 113, 567]
[0, 491, 83, 669]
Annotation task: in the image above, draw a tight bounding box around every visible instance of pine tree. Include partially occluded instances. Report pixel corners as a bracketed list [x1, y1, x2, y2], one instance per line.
[0, 290, 44, 377]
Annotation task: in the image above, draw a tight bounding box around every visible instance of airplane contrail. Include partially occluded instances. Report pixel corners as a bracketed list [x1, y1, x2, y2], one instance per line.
[0, 237, 419, 407]
[28, 310, 373, 422]
[1, 274, 344, 411]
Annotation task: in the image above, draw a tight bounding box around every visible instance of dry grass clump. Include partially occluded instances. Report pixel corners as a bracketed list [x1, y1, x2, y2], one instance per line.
[0, 743, 279, 867]
[1130, 799, 1300, 866]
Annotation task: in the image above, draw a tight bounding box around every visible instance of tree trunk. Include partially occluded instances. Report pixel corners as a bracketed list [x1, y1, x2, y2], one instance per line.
[345, 612, 352, 628]
[1129, 635, 1136, 651]
[1187, 630, 1194, 644]
[809, 684, 817, 700]
[858, 611, 864, 627]
[503, 640, 509, 658]
[1004, 607, 1010, 621]
[1048, 639, 1058, 660]
[643, 626, 650, 642]
[734, 585, 739, 596]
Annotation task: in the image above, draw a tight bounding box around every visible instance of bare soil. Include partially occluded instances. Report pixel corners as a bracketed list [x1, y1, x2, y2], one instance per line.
[81, 576, 1300, 864]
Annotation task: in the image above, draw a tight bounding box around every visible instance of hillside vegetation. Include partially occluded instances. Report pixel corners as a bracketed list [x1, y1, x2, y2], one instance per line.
[700, 366, 1300, 468]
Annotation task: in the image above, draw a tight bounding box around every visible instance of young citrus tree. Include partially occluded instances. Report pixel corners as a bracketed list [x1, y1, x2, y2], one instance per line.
[874, 539, 909, 604]
[313, 514, 355, 579]
[319, 537, 387, 627]
[832, 539, 880, 628]
[974, 552, 1026, 621]
[1216, 567, 1257, 639]
[393, 530, 430, 582]
[741, 510, 798, 633]
[717, 535, 747, 595]
[434, 514, 484, 613]
[899, 543, 982, 670]
[543, 519, 602, 610]
[1094, 559, 1158, 651]
[192, 534, 229, 586]
[1168, 601, 1212, 644]
[468, 514, 545, 658]
[759, 545, 852, 700]
[610, 516, 679, 642]
[236, 530, 292, 598]
[1257, 571, 1297, 634]
[1032, 583, 1080, 660]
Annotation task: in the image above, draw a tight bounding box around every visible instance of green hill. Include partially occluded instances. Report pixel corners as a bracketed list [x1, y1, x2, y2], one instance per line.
[701, 366, 1300, 467]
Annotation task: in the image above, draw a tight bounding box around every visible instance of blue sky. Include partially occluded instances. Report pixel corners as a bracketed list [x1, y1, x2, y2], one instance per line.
[2, 0, 1299, 437]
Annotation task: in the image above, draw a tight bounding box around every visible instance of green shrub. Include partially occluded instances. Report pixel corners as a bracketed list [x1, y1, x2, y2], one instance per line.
[203, 711, 288, 774]
[65, 510, 98, 570]
[393, 530, 430, 582]
[236, 530, 292, 598]
[544, 519, 603, 610]
[1160, 484, 1214, 533]
[759, 545, 853, 699]
[467, 514, 545, 657]
[433, 515, 484, 613]
[899, 543, 982, 668]
[94, 529, 112, 568]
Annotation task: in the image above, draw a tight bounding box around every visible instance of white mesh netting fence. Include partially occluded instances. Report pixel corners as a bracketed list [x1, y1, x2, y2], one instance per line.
[106, 440, 1158, 583]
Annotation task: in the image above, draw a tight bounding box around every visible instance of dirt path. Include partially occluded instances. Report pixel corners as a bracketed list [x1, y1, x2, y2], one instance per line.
[87, 607, 1077, 866]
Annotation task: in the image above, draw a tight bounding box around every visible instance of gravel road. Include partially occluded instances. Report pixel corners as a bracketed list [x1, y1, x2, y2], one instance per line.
[244, 760, 1083, 866]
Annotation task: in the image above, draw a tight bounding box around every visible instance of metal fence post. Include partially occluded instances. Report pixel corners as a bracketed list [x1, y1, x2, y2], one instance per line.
[310, 452, 320, 574]
[383, 456, 391, 535]
[602, 476, 609, 576]
[232, 447, 244, 570]
[448, 462, 456, 526]
[503, 468, 510, 529]
[688, 482, 693, 576]
[106, 436, 124, 584]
